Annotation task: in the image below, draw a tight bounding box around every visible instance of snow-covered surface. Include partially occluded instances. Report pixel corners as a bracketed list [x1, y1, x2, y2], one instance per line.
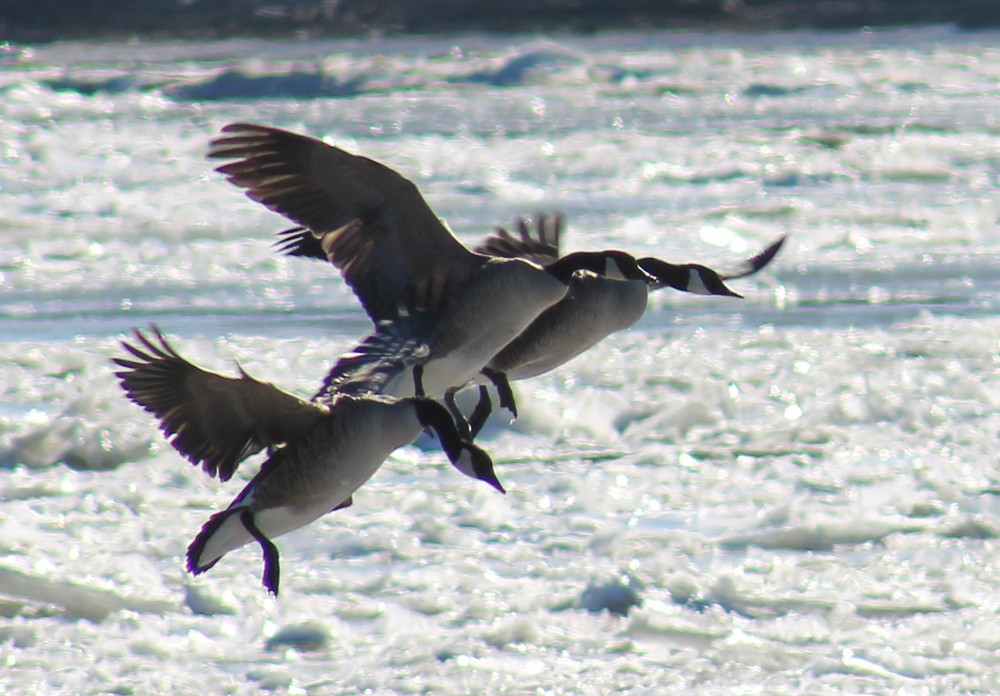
[1, 26, 997, 694]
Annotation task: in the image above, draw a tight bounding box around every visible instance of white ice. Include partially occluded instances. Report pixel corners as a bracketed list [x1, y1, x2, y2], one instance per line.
[0, 26, 998, 695]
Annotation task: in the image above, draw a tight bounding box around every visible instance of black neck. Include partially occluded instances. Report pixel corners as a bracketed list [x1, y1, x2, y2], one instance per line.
[638, 257, 741, 297]
[637, 257, 689, 290]
[545, 251, 650, 284]
[412, 398, 464, 461]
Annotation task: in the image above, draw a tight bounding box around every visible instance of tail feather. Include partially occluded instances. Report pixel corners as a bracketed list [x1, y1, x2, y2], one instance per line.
[723, 234, 787, 281]
[186, 506, 251, 575]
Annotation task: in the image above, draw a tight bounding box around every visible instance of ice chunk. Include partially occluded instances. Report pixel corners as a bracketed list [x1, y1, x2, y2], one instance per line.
[0, 567, 173, 621]
[577, 574, 643, 616]
[183, 584, 237, 616]
[265, 622, 330, 651]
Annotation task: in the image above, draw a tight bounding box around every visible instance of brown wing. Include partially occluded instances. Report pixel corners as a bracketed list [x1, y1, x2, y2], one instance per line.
[208, 123, 479, 320]
[113, 327, 328, 481]
[474, 213, 563, 266]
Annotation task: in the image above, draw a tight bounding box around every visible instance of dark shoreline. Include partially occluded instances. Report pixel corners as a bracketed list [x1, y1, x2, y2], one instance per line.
[4, 0, 999, 44]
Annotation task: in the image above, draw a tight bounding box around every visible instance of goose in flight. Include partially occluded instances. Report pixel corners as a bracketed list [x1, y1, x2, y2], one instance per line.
[479, 214, 785, 381]
[208, 123, 654, 416]
[275, 212, 784, 435]
[462, 214, 784, 432]
[113, 327, 502, 595]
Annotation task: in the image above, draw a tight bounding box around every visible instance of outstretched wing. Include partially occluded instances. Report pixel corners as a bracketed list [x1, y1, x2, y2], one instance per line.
[474, 213, 562, 266]
[313, 278, 448, 402]
[209, 123, 479, 320]
[113, 327, 328, 481]
[315, 321, 430, 402]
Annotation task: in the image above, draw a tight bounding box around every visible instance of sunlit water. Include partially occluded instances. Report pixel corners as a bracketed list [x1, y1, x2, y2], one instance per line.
[1, 27, 998, 694]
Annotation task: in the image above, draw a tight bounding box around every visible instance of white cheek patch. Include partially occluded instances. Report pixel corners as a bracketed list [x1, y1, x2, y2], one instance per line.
[686, 269, 713, 295]
[605, 257, 629, 281]
[454, 448, 475, 479]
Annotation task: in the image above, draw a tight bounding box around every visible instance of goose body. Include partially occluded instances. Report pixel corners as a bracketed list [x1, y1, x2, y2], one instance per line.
[276, 211, 780, 391]
[479, 214, 785, 380]
[268, 210, 783, 435]
[453, 215, 786, 432]
[208, 124, 648, 410]
[114, 328, 501, 594]
[382, 256, 568, 398]
[490, 272, 650, 381]
[189, 394, 450, 577]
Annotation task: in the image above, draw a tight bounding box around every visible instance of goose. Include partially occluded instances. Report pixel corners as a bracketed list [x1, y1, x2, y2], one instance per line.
[113, 326, 502, 595]
[480, 214, 786, 381]
[207, 123, 654, 418]
[276, 213, 785, 434]
[460, 214, 785, 432]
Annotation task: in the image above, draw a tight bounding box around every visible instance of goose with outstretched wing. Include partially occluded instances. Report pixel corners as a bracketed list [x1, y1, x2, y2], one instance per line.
[114, 326, 502, 595]
[271, 208, 784, 435]
[208, 123, 653, 415]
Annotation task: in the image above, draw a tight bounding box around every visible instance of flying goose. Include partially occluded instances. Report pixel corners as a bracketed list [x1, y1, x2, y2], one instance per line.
[276, 213, 784, 434]
[207, 124, 654, 415]
[481, 214, 786, 380]
[113, 327, 502, 595]
[459, 214, 785, 432]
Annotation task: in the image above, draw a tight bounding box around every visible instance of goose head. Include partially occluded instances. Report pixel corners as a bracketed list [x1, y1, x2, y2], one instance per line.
[411, 398, 505, 493]
[544, 250, 655, 285]
[636, 258, 743, 298]
[450, 443, 505, 495]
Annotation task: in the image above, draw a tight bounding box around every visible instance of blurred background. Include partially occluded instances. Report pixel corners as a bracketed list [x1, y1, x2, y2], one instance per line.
[4, 0, 1000, 42]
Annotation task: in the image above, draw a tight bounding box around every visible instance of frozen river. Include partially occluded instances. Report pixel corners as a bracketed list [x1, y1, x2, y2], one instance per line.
[0, 26, 998, 694]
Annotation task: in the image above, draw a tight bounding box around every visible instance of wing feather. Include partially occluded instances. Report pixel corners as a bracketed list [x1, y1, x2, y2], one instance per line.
[209, 123, 479, 320]
[474, 213, 562, 266]
[113, 327, 327, 481]
[313, 282, 448, 401]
